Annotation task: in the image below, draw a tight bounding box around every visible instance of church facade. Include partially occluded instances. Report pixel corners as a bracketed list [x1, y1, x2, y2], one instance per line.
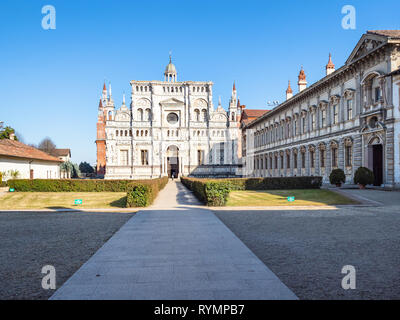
[96, 58, 242, 179]
[243, 30, 400, 188]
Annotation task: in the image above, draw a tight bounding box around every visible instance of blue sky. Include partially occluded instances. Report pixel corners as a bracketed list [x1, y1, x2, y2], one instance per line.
[0, 0, 399, 165]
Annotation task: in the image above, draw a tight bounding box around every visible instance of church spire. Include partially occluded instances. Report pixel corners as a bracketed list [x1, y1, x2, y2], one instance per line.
[286, 80, 293, 100]
[326, 53, 335, 75]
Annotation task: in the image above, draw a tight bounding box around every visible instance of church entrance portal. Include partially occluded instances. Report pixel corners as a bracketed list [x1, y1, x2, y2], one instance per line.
[167, 145, 179, 178]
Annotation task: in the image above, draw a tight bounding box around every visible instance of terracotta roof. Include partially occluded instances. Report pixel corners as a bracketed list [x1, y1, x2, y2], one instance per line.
[103, 82, 107, 91]
[49, 148, 71, 157]
[286, 80, 293, 94]
[242, 109, 269, 118]
[0, 139, 62, 162]
[367, 30, 400, 38]
[298, 66, 306, 81]
[326, 53, 335, 69]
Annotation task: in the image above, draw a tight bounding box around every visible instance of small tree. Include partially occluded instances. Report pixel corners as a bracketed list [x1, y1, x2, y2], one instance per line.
[0, 126, 18, 140]
[9, 170, 20, 179]
[60, 161, 74, 178]
[71, 163, 81, 178]
[354, 167, 374, 188]
[79, 162, 94, 174]
[329, 168, 346, 186]
[38, 137, 56, 154]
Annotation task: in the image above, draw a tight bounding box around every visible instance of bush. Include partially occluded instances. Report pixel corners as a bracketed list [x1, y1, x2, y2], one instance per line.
[181, 176, 322, 206]
[126, 185, 152, 207]
[7, 177, 168, 193]
[329, 169, 346, 185]
[354, 167, 374, 186]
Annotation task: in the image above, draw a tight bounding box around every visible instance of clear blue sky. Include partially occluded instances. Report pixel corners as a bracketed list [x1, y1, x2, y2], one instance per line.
[1, 0, 399, 165]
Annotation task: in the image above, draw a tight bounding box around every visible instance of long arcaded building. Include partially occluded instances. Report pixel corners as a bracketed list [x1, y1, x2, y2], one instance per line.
[243, 30, 400, 188]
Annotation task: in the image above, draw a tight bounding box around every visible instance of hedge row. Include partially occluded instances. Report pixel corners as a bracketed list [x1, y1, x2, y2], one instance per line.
[181, 176, 322, 206]
[6, 177, 169, 208]
[7, 178, 168, 193]
[126, 177, 168, 207]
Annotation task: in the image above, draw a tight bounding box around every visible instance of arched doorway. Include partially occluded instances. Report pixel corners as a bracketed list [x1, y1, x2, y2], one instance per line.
[368, 136, 383, 186]
[166, 145, 179, 178]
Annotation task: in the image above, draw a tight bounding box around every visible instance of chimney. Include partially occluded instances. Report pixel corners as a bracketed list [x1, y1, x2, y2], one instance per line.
[286, 80, 293, 100]
[298, 66, 307, 92]
[9, 133, 16, 140]
[326, 53, 335, 76]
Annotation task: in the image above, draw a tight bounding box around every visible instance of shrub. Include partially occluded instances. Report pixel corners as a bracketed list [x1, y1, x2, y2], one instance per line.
[126, 185, 152, 207]
[354, 167, 374, 186]
[0, 171, 2, 184]
[329, 169, 346, 185]
[7, 177, 168, 193]
[181, 176, 322, 206]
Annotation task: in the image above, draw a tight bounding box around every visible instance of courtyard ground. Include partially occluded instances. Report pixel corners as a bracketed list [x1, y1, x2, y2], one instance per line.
[226, 189, 358, 206]
[0, 211, 133, 299]
[0, 192, 128, 209]
[214, 189, 400, 299]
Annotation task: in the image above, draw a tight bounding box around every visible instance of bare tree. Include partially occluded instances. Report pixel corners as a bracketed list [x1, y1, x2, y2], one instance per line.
[38, 137, 57, 154]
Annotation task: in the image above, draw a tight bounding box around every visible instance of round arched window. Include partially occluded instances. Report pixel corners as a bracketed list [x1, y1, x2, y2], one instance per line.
[167, 112, 179, 125]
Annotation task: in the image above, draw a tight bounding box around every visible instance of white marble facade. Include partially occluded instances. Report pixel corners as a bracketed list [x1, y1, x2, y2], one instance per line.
[100, 58, 242, 179]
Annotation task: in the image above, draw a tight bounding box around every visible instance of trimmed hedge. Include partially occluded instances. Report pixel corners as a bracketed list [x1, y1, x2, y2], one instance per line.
[6, 177, 169, 208]
[181, 176, 322, 206]
[329, 168, 346, 185]
[354, 167, 374, 186]
[7, 178, 168, 193]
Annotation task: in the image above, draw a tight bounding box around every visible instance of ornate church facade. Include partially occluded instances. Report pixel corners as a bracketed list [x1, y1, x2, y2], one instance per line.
[96, 57, 242, 179]
[244, 30, 400, 188]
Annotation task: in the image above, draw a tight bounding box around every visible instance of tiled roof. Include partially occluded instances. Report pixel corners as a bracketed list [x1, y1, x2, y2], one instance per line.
[0, 139, 62, 162]
[367, 30, 400, 38]
[49, 148, 71, 157]
[242, 109, 269, 118]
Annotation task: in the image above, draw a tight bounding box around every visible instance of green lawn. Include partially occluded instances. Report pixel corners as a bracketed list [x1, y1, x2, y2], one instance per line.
[0, 192, 129, 210]
[226, 189, 358, 206]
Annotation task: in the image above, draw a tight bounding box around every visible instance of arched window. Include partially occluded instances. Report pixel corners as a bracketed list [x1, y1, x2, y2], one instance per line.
[319, 143, 326, 168]
[137, 108, 143, 121]
[145, 108, 151, 121]
[330, 141, 339, 168]
[116, 130, 119, 137]
[344, 138, 353, 167]
[202, 109, 207, 122]
[194, 109, 200, 122]
[108, 111, 112, 121]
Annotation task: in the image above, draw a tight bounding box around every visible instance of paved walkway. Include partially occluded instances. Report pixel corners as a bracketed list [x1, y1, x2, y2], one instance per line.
[50, 181, 297, 300]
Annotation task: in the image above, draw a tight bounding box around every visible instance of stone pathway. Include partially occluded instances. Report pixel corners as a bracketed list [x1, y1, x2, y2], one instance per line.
[50, 181, 297, 300]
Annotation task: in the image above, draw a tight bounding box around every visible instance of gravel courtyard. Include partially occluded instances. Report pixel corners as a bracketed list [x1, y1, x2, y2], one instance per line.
[0, 211, 133, 300]
[214, 190, 400, 300]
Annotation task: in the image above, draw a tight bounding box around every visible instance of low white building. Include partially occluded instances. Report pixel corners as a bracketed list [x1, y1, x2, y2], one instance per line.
[0, 138, 62, 180]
